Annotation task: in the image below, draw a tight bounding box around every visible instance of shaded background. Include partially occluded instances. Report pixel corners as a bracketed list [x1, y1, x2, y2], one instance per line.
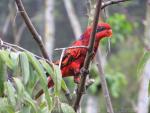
[0, 0, 149, 113]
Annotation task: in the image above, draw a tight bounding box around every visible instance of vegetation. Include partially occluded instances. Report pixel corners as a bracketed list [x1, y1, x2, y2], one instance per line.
[0, 0, 149, 113]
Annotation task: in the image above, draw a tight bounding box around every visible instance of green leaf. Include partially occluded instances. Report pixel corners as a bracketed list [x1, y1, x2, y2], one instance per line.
[13, 77, 25, 97]
[0, 57, 7, 96]
[10, 52, 19, 68]
[51, 98, 62, 113]
[61, 103, 75, 113]
[40, 60, 63, 96]
[53, 65, 62, 96]
[0, 98, 15, 113]
[25, 52, 52, 110]
[61, 80, 69, 94]
[19, 52, 30, 85]
[39, 60, 53, 76]
[24, 92, 38, 113]
[10, 52, 20, 77]
[26, 65, 39, 95]
[19, 106, 31, 113]
[0, 50, 14, 69]
[137, 51, 150, 76]
[4, 81, 16, 106]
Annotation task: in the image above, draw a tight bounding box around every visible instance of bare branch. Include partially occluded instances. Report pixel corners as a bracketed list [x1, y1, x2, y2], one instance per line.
[63, 0, 82, 39]
[59, 49, 65, 68]
[2, 14, 11, 35]
[14, 15, 42, 45]
[3, 1, 15, 36]
[101, 0, 131, 9]
[14, 0, 51, 61]
[73, 0, 102, 112]
[44, 0, 55, 57]
[96, 50, 114, 113]
[54, 46, 88, 51]
[9, 2, 18, 44]
[14, 23, 26, 45]
[0, 38, 49, 62]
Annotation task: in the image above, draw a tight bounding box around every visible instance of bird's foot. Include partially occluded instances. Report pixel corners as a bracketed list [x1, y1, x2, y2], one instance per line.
[80, 67, 89, 76]
[85, 78, 95, 89]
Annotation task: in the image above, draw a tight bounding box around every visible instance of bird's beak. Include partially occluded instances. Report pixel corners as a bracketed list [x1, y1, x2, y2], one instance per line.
[107, 29, 112, 37]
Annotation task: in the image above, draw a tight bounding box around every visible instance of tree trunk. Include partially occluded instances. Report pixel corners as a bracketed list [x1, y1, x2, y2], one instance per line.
[44, 0, 55, 58]
[63, 0, 82, 40]
[137, 62, 150, 113]
[137, 1, 150, 113]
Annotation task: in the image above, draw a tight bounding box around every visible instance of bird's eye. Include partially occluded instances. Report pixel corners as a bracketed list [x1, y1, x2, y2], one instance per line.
[96, 26, 106, 32]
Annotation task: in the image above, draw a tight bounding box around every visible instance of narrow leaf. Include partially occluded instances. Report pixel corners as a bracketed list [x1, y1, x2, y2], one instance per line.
[10, 51, 19, 69]
[25, 52, 52, 110]
[24, 92, 38, 113]
[0, 98, 15, 113]
[0, 50, 14, 69]
[0, 56, 7, 96]
[4, 81, 16, 107]
[19, 52, 30, 85]
[61, 80, 69, 93]
[53, 65, 62, 96]
[26, 65, 39, 95]
[13, 77, 24, 97]
[61, 103, 75, 113]
[40, 60, 69, 95]
[39, 60, 54, 76]
[19, 106, 31, 113]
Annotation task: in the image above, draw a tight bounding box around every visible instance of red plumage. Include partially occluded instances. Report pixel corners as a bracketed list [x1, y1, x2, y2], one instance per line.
[35, 22, 112, 98]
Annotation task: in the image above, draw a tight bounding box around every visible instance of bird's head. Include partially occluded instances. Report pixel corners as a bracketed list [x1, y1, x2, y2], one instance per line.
[85, 22, 112, 40]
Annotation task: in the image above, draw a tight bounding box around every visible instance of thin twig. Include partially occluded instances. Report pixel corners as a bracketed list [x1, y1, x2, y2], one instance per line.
[59, 48, 65, 68]
[15, 0, 50, 61]
[2, 14, 11, 35]
[101, 0, 131, 9]
[96, 49, 114, 113]
[73, 0, 102, 112]
[54, 46, 88, 51]
[8, 0, 74, 103]
[0, 38, 48, 61]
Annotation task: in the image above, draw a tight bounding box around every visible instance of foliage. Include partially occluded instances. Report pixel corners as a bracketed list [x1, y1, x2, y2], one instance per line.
[89, 63, 127, 98]
[101, 13, 136, 49]
[87, 13, 143, 100]
[0, 50, 75, 113]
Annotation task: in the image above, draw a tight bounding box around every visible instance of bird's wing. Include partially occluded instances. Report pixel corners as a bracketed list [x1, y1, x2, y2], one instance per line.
[60, 40, 86, 68]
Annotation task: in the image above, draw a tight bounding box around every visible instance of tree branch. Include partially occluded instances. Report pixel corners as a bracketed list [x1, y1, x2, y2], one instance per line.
[101, 0, 131, 9]
[14, 0, 74, 103]
[73, 0, 102, 112]
[0, 38, 49, 61]
[63, 0, 82, 39]
[14, 0, 50, 61]
[96, 49, 114, 113]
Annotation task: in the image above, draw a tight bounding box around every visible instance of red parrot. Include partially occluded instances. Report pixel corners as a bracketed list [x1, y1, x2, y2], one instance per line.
[35, 22, 112, 98]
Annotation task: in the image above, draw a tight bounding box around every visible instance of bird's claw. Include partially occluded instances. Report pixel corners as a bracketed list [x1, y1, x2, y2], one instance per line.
[85, 78, 95, 89]
[80, 67, 89, 76]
